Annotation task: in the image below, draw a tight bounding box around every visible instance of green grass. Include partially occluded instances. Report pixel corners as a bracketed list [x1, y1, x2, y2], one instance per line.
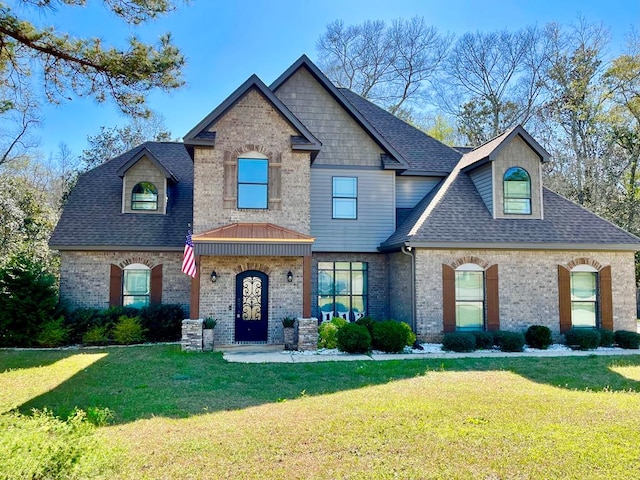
[2, 345, 640, 479]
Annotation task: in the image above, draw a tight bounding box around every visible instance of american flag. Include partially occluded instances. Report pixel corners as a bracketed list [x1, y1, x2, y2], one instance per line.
[181, 230, 197, 278]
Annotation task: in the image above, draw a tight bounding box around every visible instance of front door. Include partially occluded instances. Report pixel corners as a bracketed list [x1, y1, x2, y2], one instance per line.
[235, 270, 269, 342]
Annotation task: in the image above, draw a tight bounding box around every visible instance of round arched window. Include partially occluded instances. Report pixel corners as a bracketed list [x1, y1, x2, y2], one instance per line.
[132, 182, 158, 210]
[503, 167, 531, 214]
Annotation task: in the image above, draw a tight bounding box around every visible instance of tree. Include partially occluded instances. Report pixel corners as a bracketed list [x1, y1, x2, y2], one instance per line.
[80, 112, 172, 169]
[317, 16, 450, 117]
[0, 1, 185, 117]
[438, 26, 549, 145]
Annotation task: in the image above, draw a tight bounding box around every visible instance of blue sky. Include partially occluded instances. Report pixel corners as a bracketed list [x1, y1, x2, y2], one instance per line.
[30, 0, 640, 158]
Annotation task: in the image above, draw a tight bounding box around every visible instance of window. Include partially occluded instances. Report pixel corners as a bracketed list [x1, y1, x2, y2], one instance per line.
[122, 263, 150, 308]
[238, 157, 268, 209]
[503, 167, 531, 214]
[318, 262, 367, 321]
[332, 177, 357, 219]
[570, 265, 598, 328]
[131, 182, 158, 210]
[455, 263, 485, 331]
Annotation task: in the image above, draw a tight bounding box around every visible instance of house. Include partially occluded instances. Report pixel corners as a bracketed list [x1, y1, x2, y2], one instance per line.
[49, 55, 640, 345]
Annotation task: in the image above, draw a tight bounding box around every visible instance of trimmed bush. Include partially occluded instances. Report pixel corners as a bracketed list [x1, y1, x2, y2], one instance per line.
[598, 329, 614, 347]
[112, 316, 147, 345]
[442, 332, 475, 352]
[614, 330, 640, 349]
[355, 316, 376, 336]
[336, 323, 371, 353]
[64, 308, 102, 344]
[371, 321, 408, 353]
[82, 325, 110, 346]
[564, 328, 601, 350]
[472, 331, 494, 350]
[318, 317, 347, 349]
[497, 331, 525, 352]
[36, 317, 69, 347]
[525, 325, 552, 349]
[399, 321, 417, 347]
[139, 304, 184, 342]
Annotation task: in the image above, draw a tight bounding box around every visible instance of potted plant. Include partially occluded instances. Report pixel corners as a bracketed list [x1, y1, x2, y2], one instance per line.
[203, 317, 217, 351]
[282, 316, 297, 351]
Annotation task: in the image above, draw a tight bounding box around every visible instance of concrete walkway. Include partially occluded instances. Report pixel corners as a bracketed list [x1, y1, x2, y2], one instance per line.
[220, 344, 640, 364]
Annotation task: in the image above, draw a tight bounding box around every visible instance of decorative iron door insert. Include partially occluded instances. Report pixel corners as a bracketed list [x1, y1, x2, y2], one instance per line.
[235, 270, 269, 342]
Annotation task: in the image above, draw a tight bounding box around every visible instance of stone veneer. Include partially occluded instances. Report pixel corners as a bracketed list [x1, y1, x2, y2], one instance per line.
[413, 249, 638, 342]
[198, 255, 304, 345]
[181, 319, 203, 351]
[58, 250, 190, 314]
[311, 252, 389, 321]
[297, 317, 318, 351]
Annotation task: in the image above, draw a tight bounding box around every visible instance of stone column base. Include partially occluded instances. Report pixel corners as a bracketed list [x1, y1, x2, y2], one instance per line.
[297, 317, 318, 351]
[182, 319, 204, 351]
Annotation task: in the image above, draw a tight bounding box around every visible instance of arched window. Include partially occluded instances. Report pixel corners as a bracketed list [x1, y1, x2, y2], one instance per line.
[237, 152, 268, 209]
[122, 263, 150, 308]
[455, 263, 485, 331]
[503, 167, 531, 214]
[131, 182, 158, 210]
[570, 264, 598, 328]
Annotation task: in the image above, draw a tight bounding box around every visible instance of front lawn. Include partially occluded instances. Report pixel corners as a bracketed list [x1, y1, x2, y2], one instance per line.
[1, 345, 640, 479]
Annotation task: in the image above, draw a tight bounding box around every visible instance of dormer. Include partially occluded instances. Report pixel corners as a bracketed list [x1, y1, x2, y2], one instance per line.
[460, 125, 549, 220]
[116, 147, 178, 215]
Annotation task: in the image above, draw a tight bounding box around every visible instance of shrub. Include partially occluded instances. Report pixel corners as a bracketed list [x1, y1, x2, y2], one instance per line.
[525, 325, 552, 349]
[36, 317, 69, 347]
[112, 316, 146, 345]
[497, 331, 525, 352]
[355, 316, 376, 336]
[371, 321, 408, 353]
[82, 325, 110, 346]
[336, 323, 371, 353]
[472, 331, 494, 350]
[598, 329, 614, 347]
[318, 318, 346, 349]
[64, 308, 102, 344]
[442, 332, 475, 352]
[203, 317, 218, 329]
[0, 255, 61, 347]
[614, 330, 640, 349]
[139, 304, 184, 341]
[399, 321, 417, 346]
[564, 328, 601, 350]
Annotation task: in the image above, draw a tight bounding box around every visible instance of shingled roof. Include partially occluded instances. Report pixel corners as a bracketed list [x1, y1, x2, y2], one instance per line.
[50, 142, 193, 250]
[381, 172, 640, 250]
[339, 89, 462, 175]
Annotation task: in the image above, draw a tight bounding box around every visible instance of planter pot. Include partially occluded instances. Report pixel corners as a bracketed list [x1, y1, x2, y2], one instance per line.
[284, 326, 296, 351]
[203, 328, 214, 351]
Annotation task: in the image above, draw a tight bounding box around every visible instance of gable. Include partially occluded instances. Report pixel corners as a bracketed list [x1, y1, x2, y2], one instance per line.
[122, 156, 168, 214]
[274, 66, 385, 167]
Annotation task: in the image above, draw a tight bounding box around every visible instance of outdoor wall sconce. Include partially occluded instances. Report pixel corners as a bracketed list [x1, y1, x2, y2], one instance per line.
[287, 271, 293, 282]
[210, 270, 217, 283]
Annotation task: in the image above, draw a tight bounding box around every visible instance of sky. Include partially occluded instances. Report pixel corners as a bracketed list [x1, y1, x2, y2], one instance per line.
[22, 0, 640, 159]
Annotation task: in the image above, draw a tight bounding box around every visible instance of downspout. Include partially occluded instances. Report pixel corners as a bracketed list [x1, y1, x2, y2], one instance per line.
[400, 244, 416, 333]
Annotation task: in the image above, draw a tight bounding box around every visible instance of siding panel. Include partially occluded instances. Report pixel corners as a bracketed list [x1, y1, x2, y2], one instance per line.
[311, 168, 395, 251]
[396, 176, 440, 208]
[469, 163, 493, 214]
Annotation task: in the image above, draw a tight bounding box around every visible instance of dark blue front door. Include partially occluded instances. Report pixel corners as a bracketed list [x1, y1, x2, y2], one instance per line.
[235, 270, 269, 342]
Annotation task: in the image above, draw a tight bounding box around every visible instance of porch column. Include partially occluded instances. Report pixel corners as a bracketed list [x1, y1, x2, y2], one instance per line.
[303, 255, 311, 318]
[190, 255, 201, 319]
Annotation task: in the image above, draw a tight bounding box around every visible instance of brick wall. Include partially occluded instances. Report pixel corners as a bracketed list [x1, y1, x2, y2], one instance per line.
[198, 255, 304, 345]
[413, 248, 637, 341]
[59, 250, 190, 314]
[388, 251, 413, 325]
[192, 89, 311, 235]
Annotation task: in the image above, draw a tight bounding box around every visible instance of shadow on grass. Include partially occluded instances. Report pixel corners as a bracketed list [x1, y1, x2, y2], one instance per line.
[0, 349, 79, 371]
[10, 345, 640, 425]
